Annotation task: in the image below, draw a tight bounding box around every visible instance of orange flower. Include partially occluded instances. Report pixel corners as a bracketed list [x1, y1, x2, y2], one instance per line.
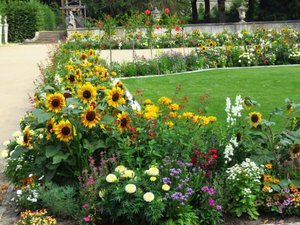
[265, 163, 272, 170]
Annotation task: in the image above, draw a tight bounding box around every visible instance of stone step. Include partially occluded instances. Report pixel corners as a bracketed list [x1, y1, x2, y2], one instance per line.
[24, 31, 66, 44]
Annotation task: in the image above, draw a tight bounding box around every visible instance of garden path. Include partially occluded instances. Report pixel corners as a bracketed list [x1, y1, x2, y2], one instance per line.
[0, 43, 52, 224]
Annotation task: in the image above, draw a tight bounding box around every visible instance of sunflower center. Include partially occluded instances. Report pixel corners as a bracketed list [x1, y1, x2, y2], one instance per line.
[251, 114, 259, 123]
[292, 144, 300, 154]
[62, 127, 71, 135]
[112, 93, 120, 102]
[51, 99, 60, 108]
[120, 118, 128, 127]
[76, 70, 81, 76]
[23, 134, 29, 144]
[47, 124, 53, 132]
[86, 111, 96, 121]
[83, 90, 91, 99]
[69, 75, 75, 82]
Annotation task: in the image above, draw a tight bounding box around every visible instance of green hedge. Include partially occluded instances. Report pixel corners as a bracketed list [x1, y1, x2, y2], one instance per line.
[0, 0, 58, 42]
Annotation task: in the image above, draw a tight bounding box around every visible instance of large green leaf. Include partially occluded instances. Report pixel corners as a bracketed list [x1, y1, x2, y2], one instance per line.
[53, 152, 70, 164]
[45, 144, 61, 158]
[32, 108, 54, 124]
[83, 139, 107, 154]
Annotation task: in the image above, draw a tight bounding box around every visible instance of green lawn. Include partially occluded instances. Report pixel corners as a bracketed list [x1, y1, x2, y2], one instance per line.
[122, 66, 300, 128]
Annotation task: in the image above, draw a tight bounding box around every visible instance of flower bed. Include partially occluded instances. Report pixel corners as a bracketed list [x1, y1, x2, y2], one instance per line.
[2, 35, 300, 225]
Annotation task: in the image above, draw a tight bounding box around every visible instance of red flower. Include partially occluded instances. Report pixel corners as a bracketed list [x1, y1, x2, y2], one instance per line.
[105, 15, 111, 19]
[96, 21, 103, 27]
[208, 149, 217, 154]
[164, 8, 170, 14]
[155, 24, 160, 30]
[145, 20, 150, 26]
[212, 154, 218, 160]
[191, 157, 197, 165]
[175, 26, 181, 32]
[145, 9, 151, 15]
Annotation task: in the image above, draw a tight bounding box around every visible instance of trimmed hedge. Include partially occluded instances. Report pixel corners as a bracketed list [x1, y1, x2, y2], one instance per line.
[0, 0, 58, 42]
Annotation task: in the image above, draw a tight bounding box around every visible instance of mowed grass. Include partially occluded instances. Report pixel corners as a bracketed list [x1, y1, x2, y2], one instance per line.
[122, 66, 300, 129]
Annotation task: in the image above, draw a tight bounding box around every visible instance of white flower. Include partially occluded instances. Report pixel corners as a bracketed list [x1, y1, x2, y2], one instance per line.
[0, 150, 8, 158]
[122, 170, 135, 178]
[54, 74, 61, 84]
[143, 192, 155, 202]
[125, 184, 137, 194]
[106, 174, 117, 183]
[16, 190, 22, 195]
[16, 136, 24, 145]
[115, 165, 127, 173]
[3, 140, 10, 147]
[145, 167, 159, 176]
[12, 131, 22, 138]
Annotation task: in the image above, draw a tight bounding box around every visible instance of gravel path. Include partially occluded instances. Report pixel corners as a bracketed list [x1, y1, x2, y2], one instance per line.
[0, 43, 51, 225]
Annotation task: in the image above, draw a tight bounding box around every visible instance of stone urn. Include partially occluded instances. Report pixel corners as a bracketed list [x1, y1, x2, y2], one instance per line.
[237, 4, 248, 23]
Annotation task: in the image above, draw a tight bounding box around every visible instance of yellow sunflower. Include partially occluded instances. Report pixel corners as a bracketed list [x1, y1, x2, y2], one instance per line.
[67, 74, 77, 84]
[106, 87, 126, 108]
[46, 92, 66, 113]
[115, 80, 126, 90]
[54, 120, 76, 142]
[81, 106, 101, 128]
[75, 68, 82, 79]
[80, 53, 88, 60]
[89, 49, 95, 56]
[63, 86, 75, 99]
[249, 112, 262, 128]
[21, 126, 34, 149]
[242, 96, 253, 110]
[256, 49, 262, 54]
[78, 82, 97, 104]
[46, 118, 55, 140]
[117, 112, 131, 131]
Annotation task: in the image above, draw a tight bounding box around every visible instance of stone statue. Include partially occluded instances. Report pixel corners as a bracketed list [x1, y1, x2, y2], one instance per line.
[68, 11, 76, 29]
[4, 16, 7, 25]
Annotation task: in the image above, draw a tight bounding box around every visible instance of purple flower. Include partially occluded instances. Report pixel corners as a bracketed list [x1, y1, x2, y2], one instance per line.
[201, 186, 209, 192]
[208, 198, 215, 206]
[162, 177, 171, 184]
[216, 205, 222, 210]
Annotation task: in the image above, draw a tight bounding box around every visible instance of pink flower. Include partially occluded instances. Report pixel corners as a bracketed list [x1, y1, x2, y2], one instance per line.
[208, 198, 215, 206]
[164, 8, 170, 14]
[145, 20, 150, 26]
[145, 9, 151, 15]
[83, 217, 91, 222]
[82, 203, 89, 208]
[208, 188, 215, 195]
[155, 25, 160, 30]
[216, 205, 222, 210]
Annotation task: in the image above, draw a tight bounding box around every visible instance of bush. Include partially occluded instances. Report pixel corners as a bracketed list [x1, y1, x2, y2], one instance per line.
[0, 0, 58, 42]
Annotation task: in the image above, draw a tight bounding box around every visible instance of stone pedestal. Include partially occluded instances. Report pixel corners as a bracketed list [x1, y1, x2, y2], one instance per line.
[4, 16, 8, 44]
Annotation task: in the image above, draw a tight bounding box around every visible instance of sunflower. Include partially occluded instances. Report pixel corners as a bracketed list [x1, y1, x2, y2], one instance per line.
[46, 92, 66, 113]
[201, 46, 206, 51]
[63, 86, 75, 99]
[106, 87, 126, 108]
[242, 96, 253, 110]
[249, 112, 262, 128]
[80, 53, 88, 60]
[75, 68, 82, 79]
[67, 74, 77, 84]
[21, 126, 34, 149]
[115, 80, 125, 90]
[256, 49, 262, 54]
[78, 82, 97, 104]
[117, 112, 131, 131]
[81, 106, 101, 128]
[46, 118, 55, 140]
[89, 49, 95, 56]
[54, 120, 76, 142]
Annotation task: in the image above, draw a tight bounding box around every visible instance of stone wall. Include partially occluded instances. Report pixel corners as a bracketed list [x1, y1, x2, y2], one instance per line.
[67, 20, 300, 36]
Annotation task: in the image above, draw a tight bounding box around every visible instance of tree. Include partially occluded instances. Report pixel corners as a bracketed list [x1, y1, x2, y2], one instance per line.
[204, 0, 210, 23]
[191, 0, 198, 23]
[218, 0, 225, 23]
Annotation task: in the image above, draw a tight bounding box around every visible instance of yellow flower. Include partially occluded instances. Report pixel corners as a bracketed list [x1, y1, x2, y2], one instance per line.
[46, 118, 55, 140]
[207, 116, 217, 123]
[164, 121, 174, 128]
[110, 71, 117, 76]
[123, 170, 135, 178]
[143, 105, 159, 120]
[117, 112, 131, 131]
[162, 184, 170, 191]
[18, 126, 34, 149]
[125, 184, 137, 194]
[168, 103, 179, 111]
[264, 174, 273, 182]
[265, 163, 272, 170]
[143, 192, 155, 202]
[146, 167, 159, 176]
[143, 99, 153, 105]
[106, 174, 117, 183]
[158, 96, 172, 106]
[249, 112, 262, 128]
[273, 178, 280, 184]
[168, 111, 177, 119]
[54, 120, 76, 142]
[78, 82, 97, 104]
[182, 112, 194, 119]
[106, 87, 126, 108]
[99, 189, 106, 198]
[81, 106, 101, 128]
[46, 92, 66, 113]
[150, 177, 157, 182]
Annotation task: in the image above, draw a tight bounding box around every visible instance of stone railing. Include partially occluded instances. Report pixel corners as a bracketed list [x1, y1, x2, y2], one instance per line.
[67, 20, 300, 37]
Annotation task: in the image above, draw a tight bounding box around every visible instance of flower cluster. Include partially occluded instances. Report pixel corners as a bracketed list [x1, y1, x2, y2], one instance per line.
[15, 209, 56, 225]
[225, 95, 243, 126]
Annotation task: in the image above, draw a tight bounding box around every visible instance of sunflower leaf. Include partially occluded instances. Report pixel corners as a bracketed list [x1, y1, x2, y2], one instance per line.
[44, 85, 55, 91]
[32, 109, 54, 124]
[83, 139, 107, 154]
[53, 152, 70, 164]
[45, 144, 61, 158]
[11, 145, 28, 158]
